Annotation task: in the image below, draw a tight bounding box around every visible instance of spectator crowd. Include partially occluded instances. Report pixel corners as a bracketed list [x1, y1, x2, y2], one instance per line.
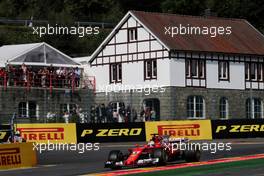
[89, 103, 157, 123]
[45, 103, 158, 123]
[0, 64, 81, 88]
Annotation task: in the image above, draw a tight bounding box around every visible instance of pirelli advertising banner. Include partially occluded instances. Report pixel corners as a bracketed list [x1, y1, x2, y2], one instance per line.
[0, 142, 37, 170]
[16, 123, 77, 143]
[76, 123, 146, 143]
[211, 119, 264, 139]
[145, 120, 212, 141]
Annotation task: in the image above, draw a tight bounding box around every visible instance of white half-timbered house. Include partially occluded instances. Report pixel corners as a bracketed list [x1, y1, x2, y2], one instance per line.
[87, 11, 264, 120]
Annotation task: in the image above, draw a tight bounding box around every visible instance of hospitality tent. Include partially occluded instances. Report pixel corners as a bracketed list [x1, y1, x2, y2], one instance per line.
[0, 42, 80, 67]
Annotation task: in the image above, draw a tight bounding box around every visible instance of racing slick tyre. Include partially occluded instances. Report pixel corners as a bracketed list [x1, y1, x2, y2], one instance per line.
[108, 150, 124, 170]
[184, 149, 201, 162]
[153, 148, 168, 165]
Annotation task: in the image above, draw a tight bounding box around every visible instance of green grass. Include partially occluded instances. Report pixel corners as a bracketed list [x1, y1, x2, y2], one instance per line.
[127, 158, 264, 176]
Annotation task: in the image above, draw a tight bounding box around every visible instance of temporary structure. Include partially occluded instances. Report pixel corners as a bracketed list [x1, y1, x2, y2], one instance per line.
[0, 42, 80, 67]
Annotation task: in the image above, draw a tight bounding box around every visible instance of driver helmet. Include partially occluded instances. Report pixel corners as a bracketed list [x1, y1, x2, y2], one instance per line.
[15, 131, 20, 136]
[148, 140, 155, 146]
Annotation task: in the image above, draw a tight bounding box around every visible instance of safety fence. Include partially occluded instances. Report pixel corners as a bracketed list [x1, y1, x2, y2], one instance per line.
[0, 71, 96, 93]
[1, 119, 264, 143]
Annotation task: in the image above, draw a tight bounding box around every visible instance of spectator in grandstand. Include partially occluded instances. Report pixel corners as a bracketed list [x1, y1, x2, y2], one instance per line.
[48, 64, 55, 73]
[118, 106, 126, 123]
[140, 107, 145, 122]
[96, 104, 106, 123]
[101, 104, 107, 123]
[0, 67, 6, 85]
[106, 104, 113, 123]
[67, 67, 74, 88]
[125, 105, 131, 122]
[38, 68, 44, 87]
[113, 110, 119, 122]
[78, 108, 86, 123]
[145, 107, 151, 121]
[41, 67, 49, 87]
[2, 65, 82, 89]
[70, 106, 80, 123]
[27, 66, 34, 87]
[47, 111, 56, 122]
[21, 63, 28, 86]
[90, 105, 96, 123]
[63, 111, 69, 123]
[96, 104, 101, 123]
[56, 67, 63, 87]
[62, 67, 68, 87]
[132, 108, 138, 122]
[74, 67, 81, 87]
[6, 64, 15, 86]
[48, 64, 55, 87]
[150, 108, 156, 121]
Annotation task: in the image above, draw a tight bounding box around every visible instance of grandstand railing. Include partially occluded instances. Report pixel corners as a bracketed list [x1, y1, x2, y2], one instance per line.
[0, 72, 96, 93]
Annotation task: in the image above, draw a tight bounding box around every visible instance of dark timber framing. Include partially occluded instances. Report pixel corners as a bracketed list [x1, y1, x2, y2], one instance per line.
[90, 17, 169, 67]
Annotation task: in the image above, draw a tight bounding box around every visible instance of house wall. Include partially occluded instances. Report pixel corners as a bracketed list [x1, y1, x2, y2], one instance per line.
[170, 58, 186, 87]
[92, 59, 170, 93]
[206, 61, 245, 90]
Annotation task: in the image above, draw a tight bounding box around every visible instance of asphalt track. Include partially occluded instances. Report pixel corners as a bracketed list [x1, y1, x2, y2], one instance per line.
[1, 139, 264, 176]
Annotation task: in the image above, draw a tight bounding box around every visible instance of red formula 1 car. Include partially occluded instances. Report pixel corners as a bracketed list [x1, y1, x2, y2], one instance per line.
[105, 134, 201, 169]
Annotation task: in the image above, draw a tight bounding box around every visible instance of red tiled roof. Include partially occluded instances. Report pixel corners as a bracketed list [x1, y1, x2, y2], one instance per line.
[131, 11, 264, 55]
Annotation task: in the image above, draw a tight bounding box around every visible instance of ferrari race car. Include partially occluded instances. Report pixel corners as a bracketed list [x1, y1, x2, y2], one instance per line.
[105, 134, 201, 169]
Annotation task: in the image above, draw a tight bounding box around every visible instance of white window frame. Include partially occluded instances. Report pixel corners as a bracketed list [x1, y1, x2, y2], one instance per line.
[187, 96, 205, 119]
[245, 63, 250, 81]
[246, 98, 263, 119]
[128, 28, 137, 42]
[219, 97, 229, 119]
[258, 64, 263, 81]
[60, 103, 76, 114]
[110, 63, 122, 83]
[18, 102, 27, 118]
[186, 59, 205, 79]
[246, 62, 263, 82]
[145, 59, 157, 79]
[191, 60, 199, 78]
[219, 61, 229, 80]
[199, 61, 205, 78]
[251, 63, 258, 81]
[186, 60, 191, 77]
[18, 101, 38, 118]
